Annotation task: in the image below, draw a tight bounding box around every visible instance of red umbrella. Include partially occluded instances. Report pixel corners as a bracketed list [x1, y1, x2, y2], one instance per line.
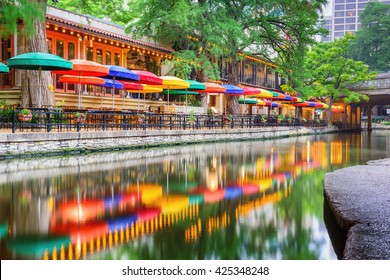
[129, 70, 163, 111]
[59, 75, 105, 85]
[120, 81, 144, 91]
[53, 60, 109, 109]
[131, 70, 163, 85]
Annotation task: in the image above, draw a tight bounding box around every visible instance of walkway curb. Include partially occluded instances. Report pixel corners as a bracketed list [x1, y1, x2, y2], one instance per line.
[324, 158, 390, 259]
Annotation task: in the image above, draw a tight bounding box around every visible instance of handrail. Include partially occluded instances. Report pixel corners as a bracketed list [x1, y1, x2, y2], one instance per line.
[1, 107, 329, 133]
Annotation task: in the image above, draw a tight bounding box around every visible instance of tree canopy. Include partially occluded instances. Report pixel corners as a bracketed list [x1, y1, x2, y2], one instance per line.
[121, 0, 327, 113]
[348, 1, 390, 72]
[298, 34, 376, 119]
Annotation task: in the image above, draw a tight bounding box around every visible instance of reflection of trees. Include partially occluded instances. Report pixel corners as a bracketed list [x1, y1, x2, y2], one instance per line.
[5, 132, 390, 259]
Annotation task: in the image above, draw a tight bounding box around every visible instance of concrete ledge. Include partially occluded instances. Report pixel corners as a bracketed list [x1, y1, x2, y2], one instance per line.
[324, 159, 390, 259]
[0, 126, 336, 158]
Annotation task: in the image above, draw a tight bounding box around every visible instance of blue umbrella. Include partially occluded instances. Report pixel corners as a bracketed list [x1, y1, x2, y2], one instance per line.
[222, 84, 245, 114]
[105, 65, 139, 110]
[99, 79, 124, 109]
[222, 84, 244, 95]
[101, 78, 124, 89]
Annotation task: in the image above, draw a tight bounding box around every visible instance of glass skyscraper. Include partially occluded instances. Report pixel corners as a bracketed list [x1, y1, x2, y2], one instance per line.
[321, 0, 390, 42]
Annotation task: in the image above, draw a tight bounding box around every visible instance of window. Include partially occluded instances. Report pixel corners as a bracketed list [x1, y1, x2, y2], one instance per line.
[358, 3, 366, 9]
[346, 17, 356, 23]
[334, 31, 345, 37]
[1, 37, 12, 60]
[114, 53, 120, 66]
[321, 37, 330, 42]
[335, 12, 345, 17]
[105, 51, 111, 65]
[47, 38, 53, 54]
[335, 0, 345, 3]
[86, 47, 93, 61]
[346, 0, 355, 2]
[346, 4, 356, 9]
[335, 25, 345, 31]
[335, 18, 345, 24]
[335, 4, 345, 11]
[56, 40, 64, 57]
[96, 49, 103, 64]
[346, 10, 356, 17]
[345, 24, 356, 30]
[68, 42, 75, 60]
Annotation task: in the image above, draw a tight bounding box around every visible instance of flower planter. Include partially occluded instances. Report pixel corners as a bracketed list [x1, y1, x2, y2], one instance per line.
[18, 114, 32, 122]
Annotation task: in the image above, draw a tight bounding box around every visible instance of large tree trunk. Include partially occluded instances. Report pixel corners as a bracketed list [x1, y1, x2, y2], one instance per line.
[226, 55, 239, 115]
[20, 0, 54, 108]
[326, 98, 334, 123]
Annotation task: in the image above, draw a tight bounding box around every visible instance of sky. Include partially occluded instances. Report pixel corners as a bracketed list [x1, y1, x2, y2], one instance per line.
[323, 1, 333, 17]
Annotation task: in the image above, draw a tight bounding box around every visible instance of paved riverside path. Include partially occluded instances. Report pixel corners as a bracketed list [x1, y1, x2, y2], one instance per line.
[324, 158, 390, 259]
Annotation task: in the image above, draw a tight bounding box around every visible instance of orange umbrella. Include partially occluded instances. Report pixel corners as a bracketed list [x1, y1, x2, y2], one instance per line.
[53, 60, 109, 109]
[59, 75, 105, 85]
[52, 59, 109, 76]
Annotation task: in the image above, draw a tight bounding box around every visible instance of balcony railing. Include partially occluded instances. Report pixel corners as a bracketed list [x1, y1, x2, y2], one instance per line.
[0, 108, 329, 133]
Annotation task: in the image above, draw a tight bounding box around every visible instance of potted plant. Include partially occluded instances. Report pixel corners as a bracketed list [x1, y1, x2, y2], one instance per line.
[18, 108, 32, 122]
[224, 114, 233, 123]
[287, 116, 293, 124]
[136, 113, 145, 124]
[261, 115, 267, 124]
[187, 111, 197, 124]
[74, 112, 87, 123]
[277, 115, 285, 123]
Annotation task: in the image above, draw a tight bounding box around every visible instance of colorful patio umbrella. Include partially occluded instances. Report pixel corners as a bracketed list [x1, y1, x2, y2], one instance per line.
[59, 75, 105, 86]
[131, 70, 163, 85]
[247, 88, 273, 99]
[0, 62, 9, 73]
[239, 86, 261, 95]
[157, 76, 190, 108]
[0, 62, 8, 89]
[105, 65, 139, 110]
[197, 82, 227, 114]
[53, 59, 109, 109]
[7, 52, 72, 108]
[222, 84, 244, 95]
[238, 98, 257, 104]
[129, 70, 162, 111]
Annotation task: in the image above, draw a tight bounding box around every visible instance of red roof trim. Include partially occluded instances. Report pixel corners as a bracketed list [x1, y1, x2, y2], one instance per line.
[46, 15, 173, 54]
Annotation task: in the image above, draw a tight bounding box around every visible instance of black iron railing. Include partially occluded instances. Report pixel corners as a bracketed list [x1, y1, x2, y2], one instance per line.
[0, 108, 329, 133]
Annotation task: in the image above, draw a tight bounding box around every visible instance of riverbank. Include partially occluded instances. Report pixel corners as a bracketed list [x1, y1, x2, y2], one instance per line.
[0, 126, 336, 159]
[324, 158, 390, 259]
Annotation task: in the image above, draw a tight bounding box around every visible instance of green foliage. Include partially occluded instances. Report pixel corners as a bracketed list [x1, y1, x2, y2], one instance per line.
[277, 115, 285, 122]
[55, 0, 128, 25]
[348, 2, 390, 72]
[19, 108, 31, 115]
[298, 34, 376, 105]
[125, 0, 327, 85]
[0, 0, 46, 37]
[187, 110, 196, 122]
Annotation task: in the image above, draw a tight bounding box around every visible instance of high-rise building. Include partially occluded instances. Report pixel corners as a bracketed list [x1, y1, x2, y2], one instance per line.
[320, 0, 390, 42]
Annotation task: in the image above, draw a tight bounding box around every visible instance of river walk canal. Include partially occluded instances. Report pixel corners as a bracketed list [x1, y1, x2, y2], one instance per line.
[1, 131, 389, 260]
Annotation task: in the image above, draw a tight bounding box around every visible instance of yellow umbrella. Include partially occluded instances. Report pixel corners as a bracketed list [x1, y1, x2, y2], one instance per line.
[247, 89, 273, 99]
[156, 76, 190, 107]
[149, 195, 189, 214]
[126, 85, 163, 93]
[127, 184, 162, 204]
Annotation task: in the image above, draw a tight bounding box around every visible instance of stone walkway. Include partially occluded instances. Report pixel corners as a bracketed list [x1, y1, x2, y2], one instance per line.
[324, 158, 390, 259]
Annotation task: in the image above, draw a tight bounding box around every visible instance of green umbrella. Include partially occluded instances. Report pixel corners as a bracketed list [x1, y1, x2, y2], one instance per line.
[0, 223, 8, 239]
[7, 52, 72, 107]
[0, 62, 9, 73]
[238, 98, 257, 104]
